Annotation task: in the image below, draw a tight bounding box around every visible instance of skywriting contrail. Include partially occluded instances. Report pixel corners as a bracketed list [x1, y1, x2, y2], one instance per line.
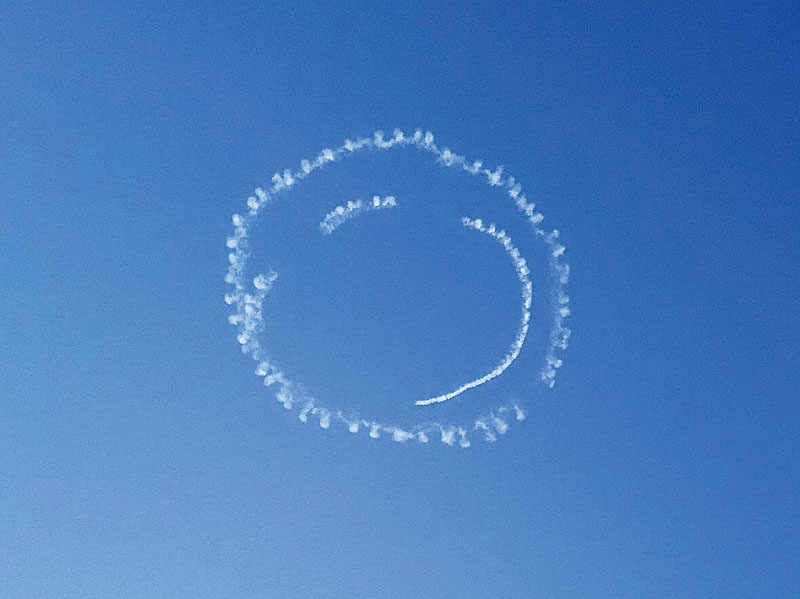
[415, 217, 533, 406]
[224, 129, 571, 447]
[319, 195, 397, 235]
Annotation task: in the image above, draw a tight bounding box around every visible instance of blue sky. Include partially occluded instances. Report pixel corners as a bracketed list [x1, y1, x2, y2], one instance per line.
[2, 2, 798, 597]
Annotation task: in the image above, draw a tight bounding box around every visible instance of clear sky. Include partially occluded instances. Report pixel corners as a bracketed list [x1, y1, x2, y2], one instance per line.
[2, 2, 798, 597]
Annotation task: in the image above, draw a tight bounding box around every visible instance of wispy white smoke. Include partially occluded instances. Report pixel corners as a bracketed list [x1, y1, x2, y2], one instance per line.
[224, 128, 570, 447]
[319, 195, 397, 235]
[474, 405, 521, 442]
[415, 218, 533, 406]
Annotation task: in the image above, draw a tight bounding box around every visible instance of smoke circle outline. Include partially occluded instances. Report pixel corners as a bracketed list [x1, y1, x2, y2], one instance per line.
[224, 129, 571, 447]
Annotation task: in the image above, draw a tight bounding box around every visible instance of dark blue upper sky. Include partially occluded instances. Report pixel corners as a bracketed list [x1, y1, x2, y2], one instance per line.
[2, 2, 798, 597]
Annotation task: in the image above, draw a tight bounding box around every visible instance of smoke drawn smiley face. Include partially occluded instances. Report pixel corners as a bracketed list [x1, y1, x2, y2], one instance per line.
[224, 129, 571, 447]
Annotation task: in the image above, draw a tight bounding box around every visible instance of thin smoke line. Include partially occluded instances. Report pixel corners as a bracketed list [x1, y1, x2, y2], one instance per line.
[415, 217, 533, 406]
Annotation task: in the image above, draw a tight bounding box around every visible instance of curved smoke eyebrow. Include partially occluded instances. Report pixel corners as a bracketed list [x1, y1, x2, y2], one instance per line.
[319, 195, 397, 235]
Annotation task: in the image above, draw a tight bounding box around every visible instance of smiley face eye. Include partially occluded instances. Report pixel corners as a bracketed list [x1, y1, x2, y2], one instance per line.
[224, 129, 571, 447]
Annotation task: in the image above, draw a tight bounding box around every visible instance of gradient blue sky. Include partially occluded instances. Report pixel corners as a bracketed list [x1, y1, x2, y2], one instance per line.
[2, 2, 798, 597]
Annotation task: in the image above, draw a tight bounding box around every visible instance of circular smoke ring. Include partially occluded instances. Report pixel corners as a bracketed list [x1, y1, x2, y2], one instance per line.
[224, 129, 571, 447]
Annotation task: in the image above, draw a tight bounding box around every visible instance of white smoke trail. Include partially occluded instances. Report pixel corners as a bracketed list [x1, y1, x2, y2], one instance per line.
[319, 195, 397, 235]
[224, 128, 571, 447]
[415, 217, 533, 406]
